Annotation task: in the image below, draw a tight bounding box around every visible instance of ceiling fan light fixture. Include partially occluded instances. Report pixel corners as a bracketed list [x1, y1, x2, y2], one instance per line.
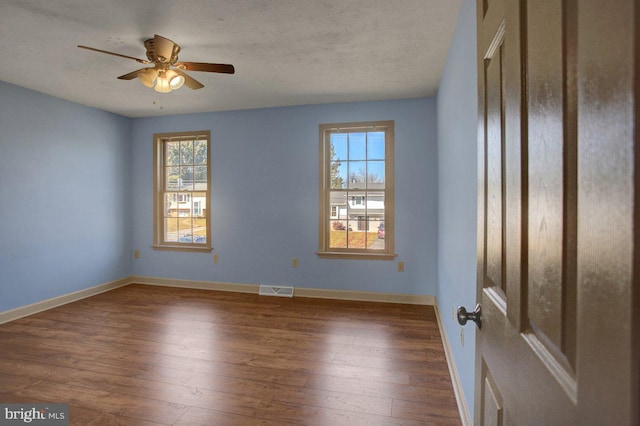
[154, 71, 172, 93]
[167, 70, 185, 90]
[139, 68, 157, 88]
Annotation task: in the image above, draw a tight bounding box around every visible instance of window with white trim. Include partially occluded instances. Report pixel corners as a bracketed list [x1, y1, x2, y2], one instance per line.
[318, 121, 395, 260]
[153, 131, 211, 251]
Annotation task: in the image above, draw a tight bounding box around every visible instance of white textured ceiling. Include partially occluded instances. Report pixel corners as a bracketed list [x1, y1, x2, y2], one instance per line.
[0, 0, 462, 118]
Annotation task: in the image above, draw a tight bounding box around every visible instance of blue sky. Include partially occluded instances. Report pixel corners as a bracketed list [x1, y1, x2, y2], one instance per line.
[331, 131, 385, 188]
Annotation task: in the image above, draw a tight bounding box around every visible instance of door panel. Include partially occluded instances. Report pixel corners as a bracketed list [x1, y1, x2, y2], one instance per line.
[526, 0, 575, 365]
[484, 34, 505, 296]
[481, 368, 503, 426]
[474, 0, 637, 424]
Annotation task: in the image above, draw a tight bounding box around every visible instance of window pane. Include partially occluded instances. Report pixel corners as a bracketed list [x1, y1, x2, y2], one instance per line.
[180, 140, 194, 164]
[166, 167, 180, 191]
[194, 140, 207, 165]
[193, 192, 206, 217]
[368, 161, 385, 185]
[367, 192, 385, 217]
[330, 191, 347, 218]
[194, 166, 207, 190]
[180, 166, 194, 190]
[367, 223, 385, 250]
[348, 161, 367, 189]
[164, 193, 177, 217]
[165, 142, 180, 166]
[347, 220, 365, 248]
[330, 161, 347, 189]
[367, 132, 385, 160]
[194, 218, 206, 242]
[175, 193, 189, 217]
[331, 133, 348, 160]
[348, 193, 366, 225]
[165, 218, 178, 242]
[178, 217, 192, 241]
[349, 133, 366, 160]
[329, 219, 347, 248]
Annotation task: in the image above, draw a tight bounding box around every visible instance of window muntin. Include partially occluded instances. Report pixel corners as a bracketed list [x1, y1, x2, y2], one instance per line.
[318, 121, 395, 259]
[154, 131, 211, 251]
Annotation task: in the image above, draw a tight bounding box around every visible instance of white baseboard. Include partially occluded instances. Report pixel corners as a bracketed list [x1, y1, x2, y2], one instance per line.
[294, 286, 434, 305]
[434, 301, 472, 426]
[130, 275, 259, 294]
[131, 276, 434, 305]
[0, 277, 132, 324]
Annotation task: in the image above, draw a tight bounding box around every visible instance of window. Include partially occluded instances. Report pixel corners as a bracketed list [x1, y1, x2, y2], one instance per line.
[153, 131, 212, 251]
[318, 121, 395, 259]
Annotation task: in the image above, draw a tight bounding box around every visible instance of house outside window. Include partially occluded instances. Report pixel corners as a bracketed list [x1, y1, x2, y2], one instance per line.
[317, 121, 395, 260]
[153, 131, 212, 251]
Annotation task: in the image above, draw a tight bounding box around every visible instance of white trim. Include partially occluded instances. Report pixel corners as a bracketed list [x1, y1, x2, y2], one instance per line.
[294, 286, 434, 305]
[0, 277, 131, 325]
[130, 275, 259, 294]
[434, 300, 472, 426]
[131, 276, 434, 305]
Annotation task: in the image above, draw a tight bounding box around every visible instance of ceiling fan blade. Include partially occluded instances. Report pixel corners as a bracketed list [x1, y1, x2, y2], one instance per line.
[78, 45, 150, 64]
[173, 69, 204, 90]
[176, 62, 235, 74]
[117, 68, 152, 80]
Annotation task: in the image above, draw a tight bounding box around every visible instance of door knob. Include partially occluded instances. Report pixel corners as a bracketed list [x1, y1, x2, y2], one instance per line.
[457, 304, 482, 328]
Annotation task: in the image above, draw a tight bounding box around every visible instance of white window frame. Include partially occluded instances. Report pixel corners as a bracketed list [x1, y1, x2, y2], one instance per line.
[317, 120, 395, 260]
[153, 131, 212, 252]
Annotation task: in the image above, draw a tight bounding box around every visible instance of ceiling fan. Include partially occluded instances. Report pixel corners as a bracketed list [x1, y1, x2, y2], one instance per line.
[78, 34, 235, 93]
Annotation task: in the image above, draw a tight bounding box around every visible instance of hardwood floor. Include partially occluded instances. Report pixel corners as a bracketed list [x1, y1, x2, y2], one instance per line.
[0, 284, 461, 425]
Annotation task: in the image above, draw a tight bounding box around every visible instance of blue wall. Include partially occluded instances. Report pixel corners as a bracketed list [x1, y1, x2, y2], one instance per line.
[0, 85, 439, 307]
[436, 0, 478, 417]
[130, 98, 439, 295]
[0, 81, 132, 312]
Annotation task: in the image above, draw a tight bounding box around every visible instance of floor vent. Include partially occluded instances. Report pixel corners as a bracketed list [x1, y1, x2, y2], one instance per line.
[259, 285, 294, 297]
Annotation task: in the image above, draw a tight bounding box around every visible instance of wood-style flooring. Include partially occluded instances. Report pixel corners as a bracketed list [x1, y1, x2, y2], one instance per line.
[0, 284, 461, 425]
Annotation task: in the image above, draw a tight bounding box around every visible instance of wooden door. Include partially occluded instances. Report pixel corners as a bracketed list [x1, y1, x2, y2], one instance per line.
[474, 0, 638, 424]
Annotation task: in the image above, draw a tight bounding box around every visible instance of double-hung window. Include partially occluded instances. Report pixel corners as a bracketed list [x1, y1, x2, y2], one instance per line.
[153, 131, 212, 251]
[318, 121, 395, 259]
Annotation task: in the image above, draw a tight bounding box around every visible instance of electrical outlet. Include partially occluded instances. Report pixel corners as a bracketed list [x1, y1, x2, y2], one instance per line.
[397, 261, 405, 272]
[292, 258, 298, 267]
[134, 250, 140, 259]
[213, 253, 219, 264]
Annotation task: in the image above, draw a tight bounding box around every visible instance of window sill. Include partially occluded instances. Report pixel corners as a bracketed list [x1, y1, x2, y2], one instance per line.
[316, 251, 397, 261]
[152, 245, 213, 253]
